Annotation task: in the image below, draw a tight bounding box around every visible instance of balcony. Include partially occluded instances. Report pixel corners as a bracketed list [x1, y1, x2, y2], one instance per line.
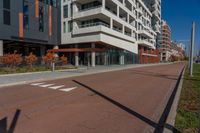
[137, 40, 155, 49]
[79, 22, 109, 28]
[137, 30, 153, 39]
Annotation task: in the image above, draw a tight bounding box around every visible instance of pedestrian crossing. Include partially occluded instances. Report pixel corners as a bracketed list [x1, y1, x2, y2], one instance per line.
[30, 82, 77, 92]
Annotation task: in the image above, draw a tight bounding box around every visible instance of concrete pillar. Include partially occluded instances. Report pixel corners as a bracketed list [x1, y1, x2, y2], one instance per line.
[102, 0, 105, 8]
[117, 6, 119, 17]
[104, 53, 107, 65]
[119, 52, 125, 65]
[110, 18, 113, 29]
[0, 40, 3, 56]
[122, 25, 125, 34]
[73, 3, 78, 13]
[91, 43, 96, 67]
[75, 44, 79, 67]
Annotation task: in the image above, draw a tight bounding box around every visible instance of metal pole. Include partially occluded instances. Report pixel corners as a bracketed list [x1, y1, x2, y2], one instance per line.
[188, 41, 191, 69]
[190, 22, 195, 77]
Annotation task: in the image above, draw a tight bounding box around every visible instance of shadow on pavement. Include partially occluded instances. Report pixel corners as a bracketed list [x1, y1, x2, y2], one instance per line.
[73, 65, 183, 133]
[0, 109, 21, 133]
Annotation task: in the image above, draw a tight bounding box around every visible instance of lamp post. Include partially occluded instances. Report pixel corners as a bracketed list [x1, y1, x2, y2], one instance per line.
[189, 22, 195, 77]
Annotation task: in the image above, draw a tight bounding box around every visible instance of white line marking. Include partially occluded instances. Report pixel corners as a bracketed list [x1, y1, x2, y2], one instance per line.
[31, 82, 45, 86]
[49, 85, 65, 90]
[39, 84, 55, 88]
[60, 87, 77, 92]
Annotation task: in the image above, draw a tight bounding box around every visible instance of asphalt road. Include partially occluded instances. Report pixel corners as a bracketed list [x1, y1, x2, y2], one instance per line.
[0, 62, 185, 133]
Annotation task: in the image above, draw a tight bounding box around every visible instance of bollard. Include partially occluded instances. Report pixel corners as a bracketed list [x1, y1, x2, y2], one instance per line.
[52, 62, 55, 72]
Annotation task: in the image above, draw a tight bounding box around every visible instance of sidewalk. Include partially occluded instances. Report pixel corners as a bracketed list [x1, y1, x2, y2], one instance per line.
[0, 63, 171, 87]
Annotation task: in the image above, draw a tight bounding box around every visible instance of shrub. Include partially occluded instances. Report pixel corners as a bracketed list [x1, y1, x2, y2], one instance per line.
[60, 55, 68, 65]
[42, 52, 55, 68]
[25, 52, 38, 68]
[0, 51, 22, 68]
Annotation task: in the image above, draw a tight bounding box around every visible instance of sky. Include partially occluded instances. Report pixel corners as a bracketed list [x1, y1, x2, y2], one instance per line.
[162, 0, 200, 55]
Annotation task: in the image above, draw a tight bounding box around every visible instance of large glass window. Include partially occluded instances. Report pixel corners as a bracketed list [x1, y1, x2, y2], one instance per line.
[63, 5, 68, 18]
[63, 22, 66, 33]
[39, 6, 44, 32]
[3, 0, 10, 25]
[3, 10, 10, 25]
[23, 0, 29, 29]
[3, 0, 10, 9]
[68, 21, 72, 32]
[40, 0, 56, 7]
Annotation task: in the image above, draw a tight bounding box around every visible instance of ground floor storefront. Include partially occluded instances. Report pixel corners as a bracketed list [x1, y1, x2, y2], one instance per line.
[0, 40, 160, 67]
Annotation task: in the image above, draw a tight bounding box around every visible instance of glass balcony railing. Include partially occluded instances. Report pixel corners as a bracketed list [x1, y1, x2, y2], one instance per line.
[113, 27, 122, 33]
[79, 5, 102, 12]
[79, 22, 109, 28]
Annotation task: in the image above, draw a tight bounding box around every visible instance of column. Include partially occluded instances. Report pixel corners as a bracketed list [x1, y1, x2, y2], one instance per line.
[0, 40, 3, 56]
[122, 25, 125, 34]
[120, 53, 125, 65]
[75, 44, 79, 67]
[117, 6, 119, 17]
[104, 53, 107, 65]
[102, 0, 105, 8]
[91, 43, 96, 67]
[110, 18, 113, 29]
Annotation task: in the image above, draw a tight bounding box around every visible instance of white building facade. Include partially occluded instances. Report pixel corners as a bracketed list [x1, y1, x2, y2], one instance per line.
[60, 0, 161, 66]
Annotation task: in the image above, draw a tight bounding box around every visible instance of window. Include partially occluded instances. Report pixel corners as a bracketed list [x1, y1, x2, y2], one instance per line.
[68, 21, 72, 32]
[3, 0, 10, 25]
[23, 0, 29, 29]
[3, 10, 10, 25]
[63, 22, 66, 33]
[3, 0, 10, 9]
[63, 5, 68, 18]
[70, 3, 73, 17]
[39, 6, 44, 32]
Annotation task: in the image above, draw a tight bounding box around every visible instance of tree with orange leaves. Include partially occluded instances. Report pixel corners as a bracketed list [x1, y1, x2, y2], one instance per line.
[60, 55, 68, 65]
[42, 52, 55, 68]
[0, 51, 22, 68]
[25, 52, 38, 68]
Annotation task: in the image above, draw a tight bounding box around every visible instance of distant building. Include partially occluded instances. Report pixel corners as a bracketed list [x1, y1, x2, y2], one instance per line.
[158, 20, 172, 61]
[158, 20, 185, 62]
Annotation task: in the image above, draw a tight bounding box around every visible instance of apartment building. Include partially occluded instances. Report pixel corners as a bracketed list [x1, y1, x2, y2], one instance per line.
[0, 0, 58, 57]
[0, 0, 161, 67]
[61, 0, 160, 67]
[142, 0, 161, 46]
[159, 20, 185, 62]
[159, 20, 171, 61]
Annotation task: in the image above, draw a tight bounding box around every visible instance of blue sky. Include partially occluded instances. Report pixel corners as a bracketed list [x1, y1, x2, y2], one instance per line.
[162, 0, 200, 54]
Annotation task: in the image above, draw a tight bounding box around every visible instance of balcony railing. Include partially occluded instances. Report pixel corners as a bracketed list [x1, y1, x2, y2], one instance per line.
[79, 22, 109, 28]
[113, 27, 122, 33]
[79, 5, 102, 12]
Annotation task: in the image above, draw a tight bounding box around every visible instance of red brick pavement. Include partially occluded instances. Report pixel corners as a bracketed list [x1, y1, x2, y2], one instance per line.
[0, 62, 185, 133]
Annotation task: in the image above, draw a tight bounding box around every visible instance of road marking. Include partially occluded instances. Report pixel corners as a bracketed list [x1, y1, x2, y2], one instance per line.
[60, 87, 77, 92]
[39, 84, 55, 88]
[31, 82, 45, 86]
[49, 85, 65, 90]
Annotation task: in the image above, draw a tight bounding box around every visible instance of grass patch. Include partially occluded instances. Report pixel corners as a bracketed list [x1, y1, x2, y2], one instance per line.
[0, 65, 77, 74]
[175, 63, 200, 133]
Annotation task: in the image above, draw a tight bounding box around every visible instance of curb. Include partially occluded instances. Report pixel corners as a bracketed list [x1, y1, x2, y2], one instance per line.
[163, 66, 186, 133]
